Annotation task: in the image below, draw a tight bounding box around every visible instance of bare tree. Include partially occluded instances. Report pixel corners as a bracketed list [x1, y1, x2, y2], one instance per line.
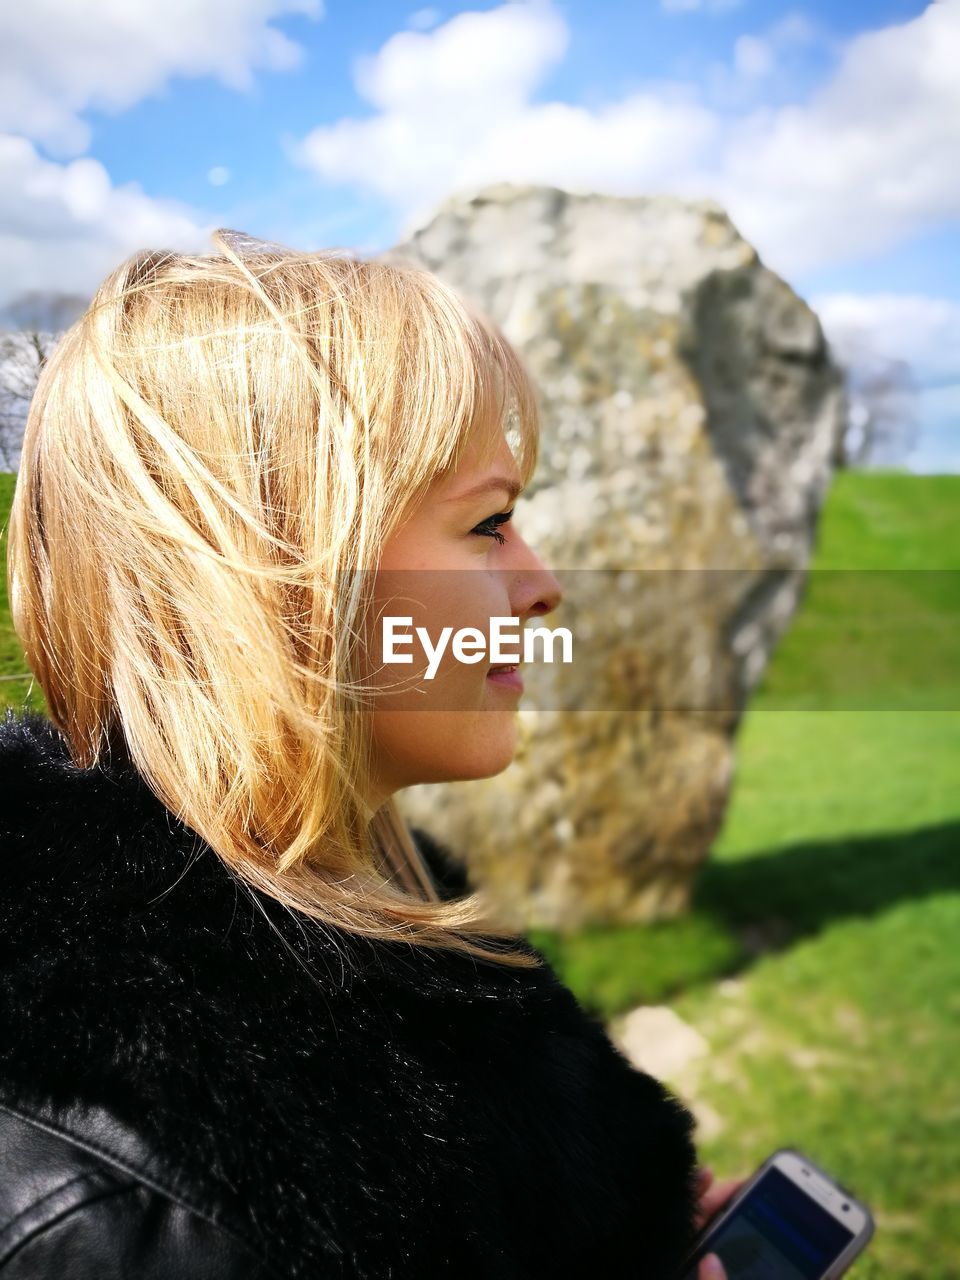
[832, 348, 921, 471]
[0, 291, 88, 471]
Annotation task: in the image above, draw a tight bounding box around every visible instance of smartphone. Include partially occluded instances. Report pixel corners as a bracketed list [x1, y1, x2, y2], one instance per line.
[675, 1147, 875, 1279]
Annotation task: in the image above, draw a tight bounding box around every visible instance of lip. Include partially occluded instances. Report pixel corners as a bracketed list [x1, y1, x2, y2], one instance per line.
[486, 666, 523, 694]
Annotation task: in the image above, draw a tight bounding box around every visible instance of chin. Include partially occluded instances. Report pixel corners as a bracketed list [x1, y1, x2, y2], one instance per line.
[432, 721, 518, 784]
[464, 727, 519, 779]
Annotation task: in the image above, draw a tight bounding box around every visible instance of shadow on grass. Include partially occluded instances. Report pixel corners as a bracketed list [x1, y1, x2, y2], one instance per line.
[693, 818, 960, 954]
[529, 819, 960, 1017]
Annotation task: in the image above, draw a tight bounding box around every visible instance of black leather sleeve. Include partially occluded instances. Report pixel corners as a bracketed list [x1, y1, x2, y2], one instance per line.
[0, 1109, 276, 1279]
[0, 1185, 276, 1279]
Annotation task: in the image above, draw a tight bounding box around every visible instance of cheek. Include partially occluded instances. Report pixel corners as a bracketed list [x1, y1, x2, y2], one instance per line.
[362, 562, 519, 787]
[367, 566, 497, 692]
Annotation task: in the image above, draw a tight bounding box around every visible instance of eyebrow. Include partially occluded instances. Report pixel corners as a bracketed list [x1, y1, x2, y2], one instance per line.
[444, 477, 525, 505]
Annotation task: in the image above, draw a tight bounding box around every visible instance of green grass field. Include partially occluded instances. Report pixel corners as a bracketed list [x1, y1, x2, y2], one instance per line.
[1, 467, 957, 1275]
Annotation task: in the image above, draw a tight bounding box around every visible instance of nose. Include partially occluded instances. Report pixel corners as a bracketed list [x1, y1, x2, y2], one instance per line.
[511, 536, 564, 622]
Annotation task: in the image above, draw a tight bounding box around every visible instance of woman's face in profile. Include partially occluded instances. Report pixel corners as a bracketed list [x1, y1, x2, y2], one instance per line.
[363, 430, 563, 810]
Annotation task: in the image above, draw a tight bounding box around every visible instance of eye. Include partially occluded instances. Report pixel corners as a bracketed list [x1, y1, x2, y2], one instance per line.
[470, 509, 514, 545]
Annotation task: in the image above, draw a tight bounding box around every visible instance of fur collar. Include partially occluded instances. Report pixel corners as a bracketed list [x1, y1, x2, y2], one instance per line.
[0, 708, 701, 1278]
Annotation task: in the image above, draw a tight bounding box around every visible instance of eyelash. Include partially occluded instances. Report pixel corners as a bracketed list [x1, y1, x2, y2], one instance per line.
[471, 509, 514, 545]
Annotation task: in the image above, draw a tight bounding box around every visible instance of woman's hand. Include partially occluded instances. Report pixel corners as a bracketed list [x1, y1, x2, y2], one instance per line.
[693, 1165, 748, 1280]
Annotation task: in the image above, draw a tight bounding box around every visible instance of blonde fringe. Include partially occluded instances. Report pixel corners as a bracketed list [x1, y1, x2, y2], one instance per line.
[6, 229, 543, 970]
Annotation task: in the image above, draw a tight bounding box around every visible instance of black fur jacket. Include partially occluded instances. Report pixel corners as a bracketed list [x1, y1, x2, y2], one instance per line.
[0, 708, 702, 1277]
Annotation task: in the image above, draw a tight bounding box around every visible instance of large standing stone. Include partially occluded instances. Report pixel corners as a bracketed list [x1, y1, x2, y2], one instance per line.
[377, 183, 846, 931]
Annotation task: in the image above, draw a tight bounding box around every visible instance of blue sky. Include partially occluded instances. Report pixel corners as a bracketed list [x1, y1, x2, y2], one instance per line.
[1, 0, 957, 469]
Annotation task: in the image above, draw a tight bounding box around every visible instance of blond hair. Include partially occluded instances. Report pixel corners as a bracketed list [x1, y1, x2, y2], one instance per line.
[6, 229, 544, 969]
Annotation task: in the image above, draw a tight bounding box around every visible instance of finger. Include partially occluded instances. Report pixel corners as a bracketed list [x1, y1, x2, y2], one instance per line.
[694, 1177, 749, 1230]
[698, 1252, 726, 1279]
[698, 1176, 747, 1213]
[714, 1176, 748, 1201]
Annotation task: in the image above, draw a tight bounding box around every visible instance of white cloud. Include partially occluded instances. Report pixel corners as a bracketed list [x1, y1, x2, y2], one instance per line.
[207, 166, 231, 186]
[354, 3, 568, 115]
[295, 3, 718, 236]
[701, 11, 824, 110]
[0, 0, 322, 155]
[0, 135, 210, 306]
[733, 35, 775, 80]
[0, 0, 321, 306]
[731, 14, 817, 81]
[293, 1, 960, 283]
[709, 1, 960, 275]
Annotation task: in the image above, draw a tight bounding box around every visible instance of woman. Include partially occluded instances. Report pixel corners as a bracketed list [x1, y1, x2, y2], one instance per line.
[0, 232, 740, 1277]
